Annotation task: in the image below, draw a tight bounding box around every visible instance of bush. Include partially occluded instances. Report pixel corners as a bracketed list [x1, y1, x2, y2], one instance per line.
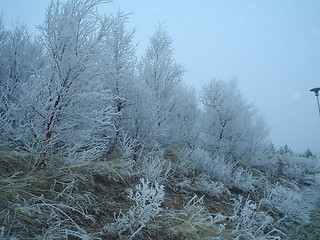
[232, 167, 255, 192]
[112, 178, 165, 239]
[231, 196, 279, 239]
[179, 147, 234, 183]
[176, 173, 230, 197]
[136, 153, 172, 184]
[264, 183, 303, 219]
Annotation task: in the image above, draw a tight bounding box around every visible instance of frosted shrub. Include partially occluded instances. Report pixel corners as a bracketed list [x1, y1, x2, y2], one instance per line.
[272, 154, 320, 181]
[192, 174, 230, 196]
[232, 196, 257, 234]
[118, 133, 138, 160]
[281, 155, 320, 180]
[91, 134, 137, 182]
[277, 155, 305, 180]
[137, 154, 171, 184]
[113, 178, 164, 239]
[208, 157, 235, 183]
[175, 174, 229, 197]
[94, 133, 137, 180]
[282, 164, 305, 180]
[251, 155, 278, 176]
[303, 156, 320, 174]
[179, 147, 234, 183]
[232, 167, 255, 192]
[178, 147, 209, 175]
[231, 196, 277, 239]
[265, 183, 303, 218]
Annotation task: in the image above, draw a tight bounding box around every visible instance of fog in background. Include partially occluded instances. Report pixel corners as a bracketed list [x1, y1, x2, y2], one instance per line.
[2, 0, 319, 153]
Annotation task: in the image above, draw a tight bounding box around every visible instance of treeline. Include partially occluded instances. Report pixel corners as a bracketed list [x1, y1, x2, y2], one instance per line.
[0, 0, 269, 165]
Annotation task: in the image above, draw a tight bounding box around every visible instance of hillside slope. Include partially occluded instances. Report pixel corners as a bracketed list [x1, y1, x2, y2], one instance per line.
[1, 148, 319, 239]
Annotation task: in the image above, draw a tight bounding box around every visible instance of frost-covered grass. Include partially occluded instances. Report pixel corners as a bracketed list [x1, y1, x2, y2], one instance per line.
[1, 145, 319, 239]
[288, 197, 320, 239]
[0, 150, 99, 239]
[160, 195, 232, 239]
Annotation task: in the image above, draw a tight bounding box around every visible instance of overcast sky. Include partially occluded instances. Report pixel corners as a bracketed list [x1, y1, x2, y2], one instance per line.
[1, 0, 320, 153]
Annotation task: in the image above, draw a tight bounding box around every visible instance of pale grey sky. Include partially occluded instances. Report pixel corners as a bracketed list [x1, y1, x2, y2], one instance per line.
[1, 0, 320, 153]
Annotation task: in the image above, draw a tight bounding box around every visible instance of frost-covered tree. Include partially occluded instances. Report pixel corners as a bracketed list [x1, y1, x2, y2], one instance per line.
[200, 78, 269, 161]
[301, 148, 316, 159]
[1, 0, 115, 164]
[0, 16, 7, 91]
[278, 144, 293, 155]
[166, 84, 200, 148]
[38, 0, 116, 162]
[0, 21, 45, 151]
[121, 77, 153, 151]
[0, 22, 43, 85]
[138, 24, 197, 148]
[101, 12, 137, 153]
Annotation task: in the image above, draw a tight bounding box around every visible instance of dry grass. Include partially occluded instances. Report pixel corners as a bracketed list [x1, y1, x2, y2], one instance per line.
[0, 148, 116, 239]
[159, 195, 233, 239]
[1, 147, 316, 239]
[1, 148, 234, 239]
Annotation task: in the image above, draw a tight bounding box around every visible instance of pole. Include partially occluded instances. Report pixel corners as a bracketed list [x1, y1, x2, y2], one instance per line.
[316, 94, 320, 118]
[310, 88, 320, 118]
